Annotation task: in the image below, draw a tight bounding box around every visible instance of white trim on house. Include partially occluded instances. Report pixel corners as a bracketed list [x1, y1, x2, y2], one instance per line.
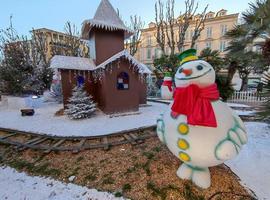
[50, 50, 152, 74]
[96, 50, 152, 74]
[50, 55, 96, 70]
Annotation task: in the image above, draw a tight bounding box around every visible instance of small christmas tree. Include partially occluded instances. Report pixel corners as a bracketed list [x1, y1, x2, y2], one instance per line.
[65, 86, 96, 120]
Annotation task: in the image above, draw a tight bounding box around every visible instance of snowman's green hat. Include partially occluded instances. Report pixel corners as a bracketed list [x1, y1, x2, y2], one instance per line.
[178, 49, 198, 65]
[164, 72, 172, 77]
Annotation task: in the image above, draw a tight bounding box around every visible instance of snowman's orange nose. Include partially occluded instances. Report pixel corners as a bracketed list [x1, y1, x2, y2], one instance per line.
[182, 69, 193, 76]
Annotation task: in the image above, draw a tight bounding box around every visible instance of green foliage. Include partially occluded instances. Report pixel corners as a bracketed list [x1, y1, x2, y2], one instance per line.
[183, 183, 205, 200]
[216, 74, 234, 102]
[262, 39, 270, 65]
[114, 192, 123, 197]
[258, 69, 270, 121]
[0, 18, 53, 95]
[225, 0, 270, 90]
[199, 48, 224, 73]
[122, 183, 132, 192]
[146, 181, 180, 200]
[153, 54, 179, 76]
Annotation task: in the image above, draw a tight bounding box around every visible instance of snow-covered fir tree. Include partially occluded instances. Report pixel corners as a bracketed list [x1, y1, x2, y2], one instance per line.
[65, 86, 96, 120]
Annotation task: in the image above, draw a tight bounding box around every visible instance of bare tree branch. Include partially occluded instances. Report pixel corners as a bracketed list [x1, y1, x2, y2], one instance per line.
[155, 0, 166, 54]
[125, 15, 145, 56]
[190, 4, 208, 48]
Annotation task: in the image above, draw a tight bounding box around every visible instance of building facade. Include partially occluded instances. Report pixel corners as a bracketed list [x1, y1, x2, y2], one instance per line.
[31, 28, 89, 62]
[136, 10, 239, 68]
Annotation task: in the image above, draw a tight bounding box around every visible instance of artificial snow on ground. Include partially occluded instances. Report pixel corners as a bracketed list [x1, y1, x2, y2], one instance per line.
[227, 102, 251, 108]
[226, 122, 270, 200]
[0, 166, 124, 200]
[0, 99, 167, 137]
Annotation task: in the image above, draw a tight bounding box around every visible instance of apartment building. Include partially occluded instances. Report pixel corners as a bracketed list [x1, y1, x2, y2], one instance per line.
[31, 28, 89, 62]
[136, 9, 239, 67]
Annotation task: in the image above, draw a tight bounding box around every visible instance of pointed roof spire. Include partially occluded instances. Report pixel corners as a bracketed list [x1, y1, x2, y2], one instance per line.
[81, 0, 133, 39]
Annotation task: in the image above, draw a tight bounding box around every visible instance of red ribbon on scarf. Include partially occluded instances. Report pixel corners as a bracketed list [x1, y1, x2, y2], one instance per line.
[171, 83, 220, 127]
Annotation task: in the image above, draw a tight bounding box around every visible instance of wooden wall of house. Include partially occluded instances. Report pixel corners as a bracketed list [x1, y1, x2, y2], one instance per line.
[93, 28, 125, 65]
[138, 74, 147, 105]
[60, 60, 147, 113]
[60, 69, 97, 108]
[99, 59, 141, 114]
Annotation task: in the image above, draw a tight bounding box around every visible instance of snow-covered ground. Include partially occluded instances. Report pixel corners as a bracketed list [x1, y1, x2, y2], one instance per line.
[0, 101, 167, 137]
[0, 166, 124, 200]
[226, 122, 270, 200]
[227, 103, 251, 108]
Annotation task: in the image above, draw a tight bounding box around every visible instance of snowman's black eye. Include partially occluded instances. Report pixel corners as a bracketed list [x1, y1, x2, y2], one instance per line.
[197, 65, 203, 71]
[178, 68, 183, 73]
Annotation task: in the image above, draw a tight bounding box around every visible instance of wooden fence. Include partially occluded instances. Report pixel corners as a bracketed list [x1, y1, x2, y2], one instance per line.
[229, 91, 267, 103]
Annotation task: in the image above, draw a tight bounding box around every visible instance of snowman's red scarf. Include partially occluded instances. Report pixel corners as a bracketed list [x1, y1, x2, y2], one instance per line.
[171, 83, 220, 127]
[162, 80, 173, 92]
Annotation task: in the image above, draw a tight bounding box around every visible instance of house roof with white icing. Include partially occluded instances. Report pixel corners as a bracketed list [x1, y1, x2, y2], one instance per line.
[50, 55, 96, 71]
[81, 0, 133, 39]
[96, 50, 152, 74]
[50, 51, 152, 74]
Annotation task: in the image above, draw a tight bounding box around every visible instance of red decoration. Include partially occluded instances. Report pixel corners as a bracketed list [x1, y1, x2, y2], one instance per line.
[171, 83, 220, 127]
[162, 80, 173, 92]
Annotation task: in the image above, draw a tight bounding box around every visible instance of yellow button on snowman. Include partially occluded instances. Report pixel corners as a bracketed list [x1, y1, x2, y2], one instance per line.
[157, 49, 248, 189]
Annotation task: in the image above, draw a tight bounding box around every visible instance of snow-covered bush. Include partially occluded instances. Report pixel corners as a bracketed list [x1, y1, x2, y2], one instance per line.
[65, 86, 96, 120]
[147, 80, 160, 97]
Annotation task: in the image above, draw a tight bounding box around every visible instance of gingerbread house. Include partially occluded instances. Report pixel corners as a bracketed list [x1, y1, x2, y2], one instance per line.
[50, 0, 151, 114]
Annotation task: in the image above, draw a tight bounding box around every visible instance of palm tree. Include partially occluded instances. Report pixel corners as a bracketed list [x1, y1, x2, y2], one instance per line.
[199, 48, 224, 73]
[199, 48, 234, 101]
[225, 0, 270, 91]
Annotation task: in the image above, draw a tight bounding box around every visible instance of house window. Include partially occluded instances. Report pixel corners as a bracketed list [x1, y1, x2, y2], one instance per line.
[147, 48, 152, 59]
[221, 25, 228, 36]
[147, 36, 152, 46]
[117, 72, 129, 90]
[220, 41, 227, 52]
[206, 41, 212, 49]
[206, 27, 212, 38]
[155, 48, 162, 58]
[77, 75, 85, 87]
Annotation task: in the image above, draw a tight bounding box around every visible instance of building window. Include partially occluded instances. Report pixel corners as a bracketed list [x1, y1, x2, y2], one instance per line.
[117, 72, 129, 90]
[206, 41, 212, 49]
[154, 48, 162, 59]
[221, 25, 228, 36]
[59, 35, 64, 41]
[147, 48, 152, 59]
[220, 41, 227, 52]
[190, 30, 194, 39]
[53, 34, 58, 41]
[147, 36, 152, 46]
[206, 27, 212, 38]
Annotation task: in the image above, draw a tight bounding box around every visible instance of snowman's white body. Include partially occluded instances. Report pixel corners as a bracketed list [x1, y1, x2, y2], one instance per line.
[161, 77, 173, 100]
[157, 59, 248, 189]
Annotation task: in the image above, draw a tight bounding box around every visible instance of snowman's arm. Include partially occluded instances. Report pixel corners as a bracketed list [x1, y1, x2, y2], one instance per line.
[215, 114, 248, 161]
[157, 114, 166, 144]
[231, 111, 248, 145]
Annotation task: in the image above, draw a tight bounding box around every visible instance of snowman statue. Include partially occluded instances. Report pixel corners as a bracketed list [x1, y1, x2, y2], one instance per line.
[157, 49, 248, 189]
[161, 71, 173, 100]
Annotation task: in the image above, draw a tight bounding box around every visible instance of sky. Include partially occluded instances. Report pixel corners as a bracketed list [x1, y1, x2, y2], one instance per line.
[0, 0, 252, 36]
